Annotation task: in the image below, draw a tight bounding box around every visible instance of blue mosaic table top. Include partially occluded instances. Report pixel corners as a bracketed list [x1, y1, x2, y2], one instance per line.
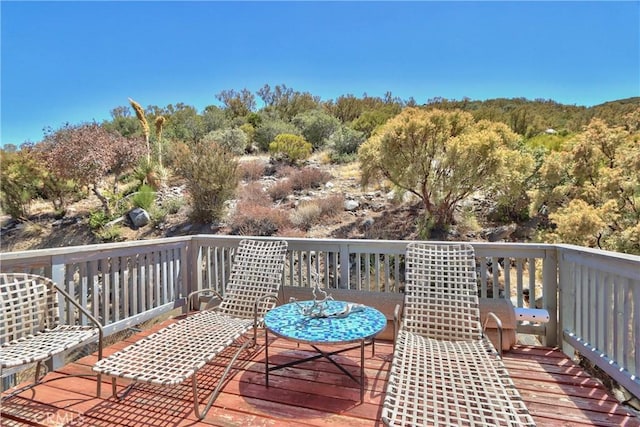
[264, 300, 387, 344]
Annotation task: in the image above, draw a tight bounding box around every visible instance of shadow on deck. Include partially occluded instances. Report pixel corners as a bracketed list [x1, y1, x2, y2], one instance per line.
[2, 320, 638, 426]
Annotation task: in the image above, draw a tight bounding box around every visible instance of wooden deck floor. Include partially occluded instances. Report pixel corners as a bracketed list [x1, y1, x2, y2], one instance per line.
[2, 321, 638, 426]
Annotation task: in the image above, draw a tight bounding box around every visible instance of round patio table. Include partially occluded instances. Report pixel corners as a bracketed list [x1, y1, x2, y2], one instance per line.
[264, 300, 386, 402]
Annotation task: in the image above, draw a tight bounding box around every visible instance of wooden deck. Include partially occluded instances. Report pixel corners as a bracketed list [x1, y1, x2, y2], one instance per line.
[2, 321, 638, 427]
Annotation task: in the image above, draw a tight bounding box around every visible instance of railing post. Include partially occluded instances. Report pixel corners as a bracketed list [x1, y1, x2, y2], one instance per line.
[184, 239, 199, 313]
[557, 247, 575, 356]
[339, 243, 350, 289]
[543, 248, 558, 346]
[49, 256, 67, 371]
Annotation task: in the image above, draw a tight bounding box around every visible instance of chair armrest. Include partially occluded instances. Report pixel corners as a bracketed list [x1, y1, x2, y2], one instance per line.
[393, 303, 402, 350]
[54, 283, 104, 360]
[483, 311, 503, 357]
[254, 293, 280, 322]
[187, 288, 224, 312]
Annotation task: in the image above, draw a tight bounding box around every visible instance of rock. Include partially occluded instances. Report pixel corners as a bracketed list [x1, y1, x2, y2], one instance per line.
[128, 208, 150, 228]
[344, 200, 360, 211]
[484, 223, 517, 242]
[325, 181, 334, 189]
[360, 217, 375, 229]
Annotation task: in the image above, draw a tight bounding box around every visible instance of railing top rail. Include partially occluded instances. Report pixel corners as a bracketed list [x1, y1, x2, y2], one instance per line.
[556, 244, 640, 263]
[0, 236, 192, 261]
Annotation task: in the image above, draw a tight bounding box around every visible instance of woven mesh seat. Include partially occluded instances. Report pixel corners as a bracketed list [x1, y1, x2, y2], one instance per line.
[381, 243, 535, 426]
[1, 273, 103, 394]
[92, 239, 288, 419]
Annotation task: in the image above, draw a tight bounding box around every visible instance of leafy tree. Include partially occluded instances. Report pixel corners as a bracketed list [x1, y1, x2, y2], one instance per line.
[201, 105, 228, 133]
[203, 128, 248, 155]
[292, 109, 340, 150]
[328, 94, 363, 123]
[148, 103, 204, 143]
[256, 84, 320, 121]
[216, 88, 256, 119]
[532, 116, 640, 253]
[268, 134, 312, 165]
[39, 123, 145, 216]
[254, 117, 300, 151]
[0, 146, 44, 218]
[328, 125, 365, 162]
[351, 108, 396, 139]
[103, 106, 140, 138]
[359, 108, 523, 230]
[173, 140, 238, 222]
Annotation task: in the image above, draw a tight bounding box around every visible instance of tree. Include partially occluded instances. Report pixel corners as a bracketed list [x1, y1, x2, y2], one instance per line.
[201, 105, 229, 133]
[0, 145, 45, 218]
[167, 103, 205, 143]
[103, 106, 140, 138]
[254, 117, 300, 151]
[216, 88, 256, 119]
[359, 108, 523, 230]
[533, 115, 640, 253]
[203, 128, 248, 155]
[40, 123, 145, 216]
[292, 109, 340, 150]
[256, 84, 320, 121]
[329, 125, 365, 158]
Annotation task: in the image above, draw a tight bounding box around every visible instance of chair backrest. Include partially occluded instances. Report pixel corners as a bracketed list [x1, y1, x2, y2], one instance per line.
[0, 273, 60, 345]
[218, 239, 288, 319]
[403, 243, 481, 341]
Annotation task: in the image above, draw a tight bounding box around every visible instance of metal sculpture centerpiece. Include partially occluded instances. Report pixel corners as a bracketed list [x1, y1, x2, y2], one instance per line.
[290, 272, 365, 318]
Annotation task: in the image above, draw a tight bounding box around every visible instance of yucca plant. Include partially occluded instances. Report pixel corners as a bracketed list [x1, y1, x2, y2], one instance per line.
[129, 97, 151, 163]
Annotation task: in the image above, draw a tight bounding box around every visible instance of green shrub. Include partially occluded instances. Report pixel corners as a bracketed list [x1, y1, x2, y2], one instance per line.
[89, 210, 110, 229]
[203, 128, 248, 155]
[269, 134, 312, 165]
[162, 197, 184, 215]
[173, 141, 238, 223]
[329, 126, 365, 157]
[96, 225, 123, 242]
[132, 185, 156, 210]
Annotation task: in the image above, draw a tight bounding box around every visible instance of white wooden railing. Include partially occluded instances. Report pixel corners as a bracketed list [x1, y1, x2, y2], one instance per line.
[1, 236, 638, 397]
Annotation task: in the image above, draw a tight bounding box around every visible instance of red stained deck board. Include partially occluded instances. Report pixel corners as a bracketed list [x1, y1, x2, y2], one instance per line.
[3, 318, 639, 427]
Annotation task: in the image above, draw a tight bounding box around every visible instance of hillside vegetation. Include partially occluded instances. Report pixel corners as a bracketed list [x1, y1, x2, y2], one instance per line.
[1, 90, 639, 255]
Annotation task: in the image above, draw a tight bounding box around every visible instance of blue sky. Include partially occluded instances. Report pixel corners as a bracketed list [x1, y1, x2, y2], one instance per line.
[1, 1, 638, 146]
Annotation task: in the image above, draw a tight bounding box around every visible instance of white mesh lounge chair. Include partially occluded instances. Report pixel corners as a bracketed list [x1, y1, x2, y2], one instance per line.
[93, 239, 288, 419]
[1, 273, 104, 396]
[381, 243, 535, 426]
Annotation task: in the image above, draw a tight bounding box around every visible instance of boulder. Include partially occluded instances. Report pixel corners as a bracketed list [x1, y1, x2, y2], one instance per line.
[344, 200, 360, 211]
[129, 208, 150, 228]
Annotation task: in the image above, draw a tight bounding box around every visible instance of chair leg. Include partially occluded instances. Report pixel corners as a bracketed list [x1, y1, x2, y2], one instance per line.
[192, 338, 254, 419]
[35, 361, 42, 384]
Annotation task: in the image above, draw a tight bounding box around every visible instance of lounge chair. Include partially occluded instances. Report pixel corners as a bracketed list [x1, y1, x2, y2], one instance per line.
[1, 273, 104, 396]
[93, 239, 288, 419]
[381, 243, 535, 426]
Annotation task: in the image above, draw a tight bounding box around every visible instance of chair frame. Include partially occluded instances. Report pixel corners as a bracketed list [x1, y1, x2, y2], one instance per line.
[382, 242, 535, 426]
[92, 239, 288, 419]
[1, 273, 104, 397]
